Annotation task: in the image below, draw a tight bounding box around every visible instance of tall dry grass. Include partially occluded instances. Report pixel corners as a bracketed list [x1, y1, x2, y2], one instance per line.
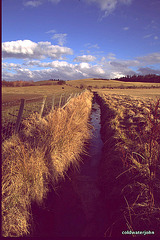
[96, 92, 160, 237]
[2, 90, 93, 237]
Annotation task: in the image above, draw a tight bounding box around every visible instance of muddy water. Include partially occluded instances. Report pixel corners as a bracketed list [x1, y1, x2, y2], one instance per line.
[31, 98, 107, 237]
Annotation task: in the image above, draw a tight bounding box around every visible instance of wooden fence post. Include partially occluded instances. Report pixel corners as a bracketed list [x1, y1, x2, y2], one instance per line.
[59, 94, 63, 108]
[15, 99, 25, 134]
[51, 95, 55, 111]
[66, 93, 73, 102]
[39, 96, 47, 117]
[61, 93, 73, 109]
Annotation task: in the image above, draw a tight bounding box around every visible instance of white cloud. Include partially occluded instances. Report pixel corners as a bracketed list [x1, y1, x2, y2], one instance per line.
[85, 0, 117, 16]
[112, 72, 125, 78]
[138, 67, 160, 75]
[143, 34, 159, 40]
[23, 60, 41, 67]
[106, 53, 116, 60]
[154, 36, 159, 40]
[136, 52, 160, 65]
[84, 0, 133, 17]
[48, 0, 61, 3]
[46, 30, 68, 46]
[143, 33, 153, 39]
[23, 0, 43, 7]
[23, 0, 61, 7]
[89, 44, 99, 49]
[102, 60, 136, 77]
[123, 26, 129, 31]
[2, 40, 73, 60]
[84, 43, 100, 49]
[46, 29, 56, 34]
[78, 62, 90, 68]
[74, 55, 96, 62]
[120, 0, 132, 4]
[52, 33, 67, 46]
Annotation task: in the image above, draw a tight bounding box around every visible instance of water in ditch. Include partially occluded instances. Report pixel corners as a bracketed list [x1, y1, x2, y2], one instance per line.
[31, 97, 107, 237]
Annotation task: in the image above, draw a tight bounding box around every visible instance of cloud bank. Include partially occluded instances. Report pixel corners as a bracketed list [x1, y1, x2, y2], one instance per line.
[2, 40, 160, 81]
[2, 40, 73, 60]
[2, 52, 160, 81]
[2, 61, 105, 81]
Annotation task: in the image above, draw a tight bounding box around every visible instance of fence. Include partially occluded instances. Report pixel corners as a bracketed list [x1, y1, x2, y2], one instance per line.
[2, 92, 79, 142]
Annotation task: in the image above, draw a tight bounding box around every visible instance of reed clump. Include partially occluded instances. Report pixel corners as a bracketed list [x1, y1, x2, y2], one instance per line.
[2, 90, 93, 237]
[96, 91, 160, 237]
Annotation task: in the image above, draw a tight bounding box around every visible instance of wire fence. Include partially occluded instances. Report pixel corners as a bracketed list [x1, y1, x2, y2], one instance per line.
[2, 92, 79, 142]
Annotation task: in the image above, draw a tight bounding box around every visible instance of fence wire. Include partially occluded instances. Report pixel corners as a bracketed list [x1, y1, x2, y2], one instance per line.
[2, 93, 77, 142]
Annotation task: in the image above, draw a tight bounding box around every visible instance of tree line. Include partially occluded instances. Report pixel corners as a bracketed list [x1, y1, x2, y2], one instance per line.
[113, 74, 160, 83]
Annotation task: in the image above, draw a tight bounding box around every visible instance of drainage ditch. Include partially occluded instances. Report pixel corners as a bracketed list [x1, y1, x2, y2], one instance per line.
[30, 93, 108, 237]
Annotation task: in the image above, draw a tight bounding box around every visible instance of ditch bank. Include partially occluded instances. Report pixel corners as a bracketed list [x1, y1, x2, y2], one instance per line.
[30, 93, 108, 237]
[95, 91, 160, 237]
[2, 91, 93, 237]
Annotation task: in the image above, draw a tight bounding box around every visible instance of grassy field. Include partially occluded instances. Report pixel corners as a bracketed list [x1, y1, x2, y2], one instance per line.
[68, 78, 160, 89]
[96, 88, 160, 99]
[2, 84, 80, 103]
[96, 91, 160, 237]
[2, 78, 160, 104]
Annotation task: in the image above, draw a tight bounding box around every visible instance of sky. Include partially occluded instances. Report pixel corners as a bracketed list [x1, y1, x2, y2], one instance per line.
[2, 0, 160, 81]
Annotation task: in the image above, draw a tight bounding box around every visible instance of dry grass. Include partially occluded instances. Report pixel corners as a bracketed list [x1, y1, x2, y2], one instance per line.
[2, 84, 81, 104]
[96, 91, 160, 237]
[2, 136, 49, 237]
[96, 88, 160, 99]
[2, 90, 93, 237]
[68, 78, 160, 89]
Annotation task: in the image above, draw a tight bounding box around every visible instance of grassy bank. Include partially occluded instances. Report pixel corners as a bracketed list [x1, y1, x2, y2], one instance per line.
[2, 90, 93, 237]
[96, 91, 160, 237]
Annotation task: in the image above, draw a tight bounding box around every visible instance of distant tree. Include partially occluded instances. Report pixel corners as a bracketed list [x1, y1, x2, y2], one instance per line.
[57, 80, 66, 85]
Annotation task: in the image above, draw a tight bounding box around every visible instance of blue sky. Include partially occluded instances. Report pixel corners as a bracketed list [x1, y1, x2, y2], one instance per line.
[2, 0, 160, 81]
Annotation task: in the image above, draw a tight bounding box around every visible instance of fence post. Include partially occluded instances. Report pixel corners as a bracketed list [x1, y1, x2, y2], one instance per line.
[39, 96, 47, 117]
[15, 99, 25, 134]
[66, 93, 73, 102]
[59, 94, 63, 108]
[61, 93, 73, 109]
[51, 95, 55, 111]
